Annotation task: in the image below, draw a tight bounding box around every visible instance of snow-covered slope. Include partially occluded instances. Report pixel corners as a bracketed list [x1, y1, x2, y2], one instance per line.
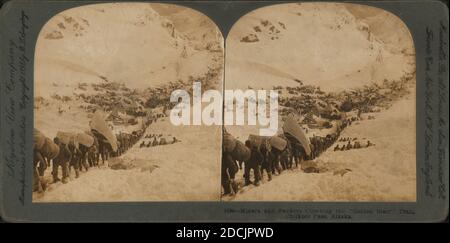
[34, 117, 221, 202]
[34, 2, 224, 138]
[228, 91, 416, 201]
[151, 3, 224, 52]
[225, 3, 415, 91]
[35, 3, 223, 98]
[33, 3, 224, 202]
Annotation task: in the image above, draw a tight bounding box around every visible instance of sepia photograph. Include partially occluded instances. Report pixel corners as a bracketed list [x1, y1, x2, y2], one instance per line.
[222, 3, 416, 201]
[33, 3, 224, 202]
[0, 0, 447, 224]
[32, 2, 417, 203]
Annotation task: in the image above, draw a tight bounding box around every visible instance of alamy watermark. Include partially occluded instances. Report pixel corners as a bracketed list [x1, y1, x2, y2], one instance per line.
[170, 82, 279, 136]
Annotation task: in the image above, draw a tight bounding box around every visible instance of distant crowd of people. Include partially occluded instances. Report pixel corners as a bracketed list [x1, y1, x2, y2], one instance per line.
[333, 137, 375, 151]
[139, 134, 180, 148]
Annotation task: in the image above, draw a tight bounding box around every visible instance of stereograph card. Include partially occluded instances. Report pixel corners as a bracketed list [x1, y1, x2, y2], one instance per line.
[0, 0, 448, 222]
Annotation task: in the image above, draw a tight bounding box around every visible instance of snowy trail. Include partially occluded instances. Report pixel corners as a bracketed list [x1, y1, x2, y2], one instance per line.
[34, 93, 415, 203]
[34, 118, 222, 202]
[225, 93, 416, 201]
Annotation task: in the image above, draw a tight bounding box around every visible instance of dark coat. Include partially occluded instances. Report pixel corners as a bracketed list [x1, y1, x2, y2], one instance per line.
[54, 143, 72, 164]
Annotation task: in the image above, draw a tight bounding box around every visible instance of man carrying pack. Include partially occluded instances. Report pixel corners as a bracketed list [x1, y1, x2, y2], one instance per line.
[259, 143, 272, 181]
[52, 137, 71, 184]
[244, 140, 263, 186]
[221, 152, 239, 195]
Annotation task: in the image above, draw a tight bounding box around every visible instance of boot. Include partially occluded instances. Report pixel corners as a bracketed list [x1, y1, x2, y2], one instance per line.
[40, 177, 48, 192]
[231, 180, 239, 194]
[228, 184, 235, 196]
[222, 180, 231, 195]
[38, 176, 47, 193]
